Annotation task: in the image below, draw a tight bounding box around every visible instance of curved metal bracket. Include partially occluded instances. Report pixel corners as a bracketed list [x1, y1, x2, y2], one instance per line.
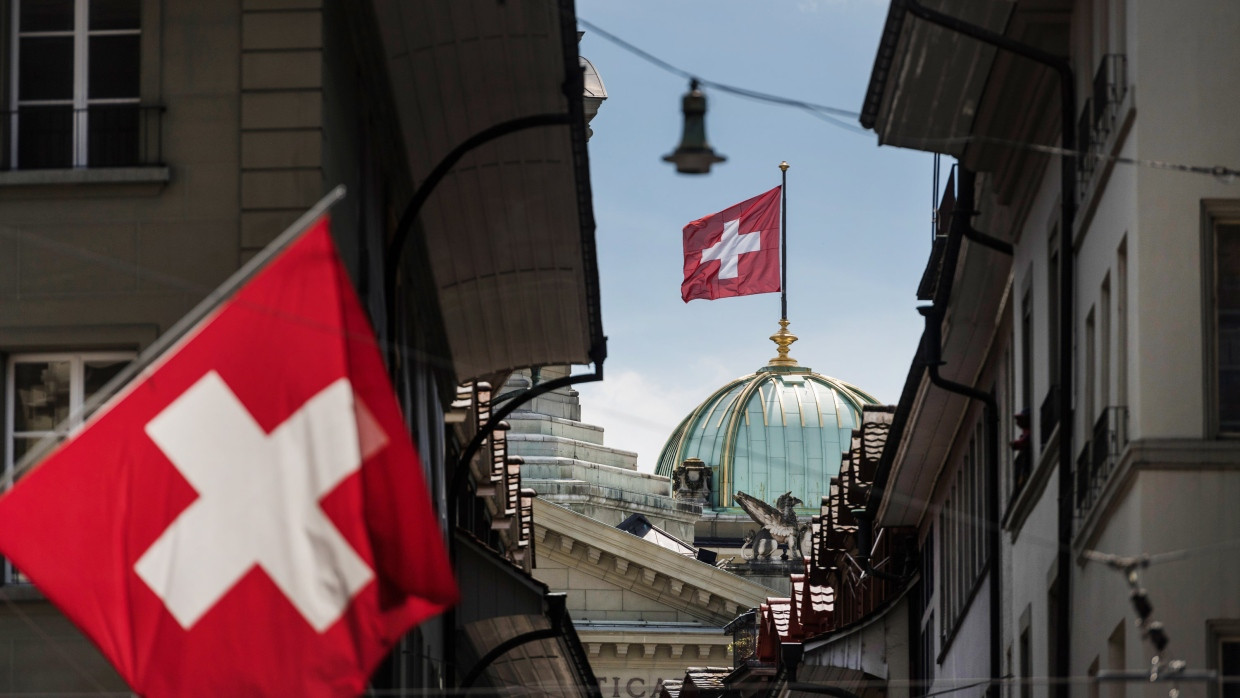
[382, 112, 574, 368]
[459, 626, 562, 690]
[459, 594, 572, 690]
[449, 365, 603, 519]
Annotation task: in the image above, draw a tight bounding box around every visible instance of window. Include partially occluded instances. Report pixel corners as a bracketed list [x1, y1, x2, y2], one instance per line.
[1220, 637, 1240, 698]
[1043, 229, 1061, 445]
[1106, 621, 1125, 698]
[912, 531, 935, 698]
[1048, 229, 1061, 387]
[1021, 288, 1033, 416]
[1214, 222, 1240, 433]
[938, 419, 989, 646]
[1048, 575, 1060, 685]
[1019, 620, 1032, 698]
[9, 0, 141, 170]
[1101, 274, 1112, 416]
[1117, 238, 1128, 409]
[4, 351, 131, 582]
[1085, 307, 1096, 439]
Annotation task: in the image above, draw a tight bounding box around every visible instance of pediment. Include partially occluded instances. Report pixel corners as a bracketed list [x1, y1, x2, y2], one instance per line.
[533, 499, 770, 625]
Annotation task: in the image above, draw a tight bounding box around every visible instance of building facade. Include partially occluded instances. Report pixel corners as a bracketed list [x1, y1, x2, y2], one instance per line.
[711, 3, 1240, 698]
[0, 0, 607, 694]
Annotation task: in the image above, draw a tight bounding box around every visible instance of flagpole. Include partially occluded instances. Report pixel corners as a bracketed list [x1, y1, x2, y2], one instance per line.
[6, 185, 348, 484]
[768, 161, 799, 367]
[780, 160, 789, 321]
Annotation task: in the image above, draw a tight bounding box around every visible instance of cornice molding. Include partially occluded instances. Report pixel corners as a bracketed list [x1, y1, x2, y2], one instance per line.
[533, 499, 768, 624]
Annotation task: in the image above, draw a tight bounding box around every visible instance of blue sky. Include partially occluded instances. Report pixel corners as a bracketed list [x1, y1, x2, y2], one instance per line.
[574, 0, 941, 472]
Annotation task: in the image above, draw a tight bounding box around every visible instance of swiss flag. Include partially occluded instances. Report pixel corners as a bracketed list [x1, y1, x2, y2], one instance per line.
[0, 215, 458, 697]
[681, 186, 781, 302]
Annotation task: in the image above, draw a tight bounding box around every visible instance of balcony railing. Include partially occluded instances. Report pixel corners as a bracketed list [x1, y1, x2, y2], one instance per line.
[1074, 406, 1129, 519]
[1075, 443, 1091, 510]
[725, 610, 759, 669]
[1077, 98, 1095, 190]
[1012, 447, 1031, 500]
[1040, 384, 1060, 447]
[1078, 54, 1127, 199]
[1092, 54, 1128, 140]
[3, 105, 164, 171]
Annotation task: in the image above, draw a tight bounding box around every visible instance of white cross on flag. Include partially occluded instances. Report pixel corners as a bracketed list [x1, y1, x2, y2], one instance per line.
[0, 214, 458, 697]
[681, 186, 781, 302]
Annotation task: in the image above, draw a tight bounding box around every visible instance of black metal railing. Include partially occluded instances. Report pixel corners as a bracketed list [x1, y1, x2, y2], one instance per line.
[725, 610, 758, 669]
[1077, 98, 1095, 191]
[1091, 54, 1127, 141]
[1075, 443, 1091, 510]
[1077, 55, 1127, 198]
[2, 105, 164, 171]
[1012, 448, 1031, 499]
[1074, 405, 1129, 520]
[1040, 384, 1060, 447]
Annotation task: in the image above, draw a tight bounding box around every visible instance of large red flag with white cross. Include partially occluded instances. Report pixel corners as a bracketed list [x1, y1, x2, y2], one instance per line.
[0, 214, 458, 697]
[681, 186, 781, 302]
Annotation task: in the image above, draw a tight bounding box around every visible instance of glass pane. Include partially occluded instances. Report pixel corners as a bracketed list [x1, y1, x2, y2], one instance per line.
[89, 34, 140, 99]
[12, 361, 71, 432]
[1222, 640, 1240, 698]
[18, 37, 74, 101]
[1220, 225, 1240, 431]
[1219, 225, 1240, 309]
[16, 106, 73, 170]
[83, 357, 128, 405]
[20, 0, 74, 32]
[90, 0, 140, 30]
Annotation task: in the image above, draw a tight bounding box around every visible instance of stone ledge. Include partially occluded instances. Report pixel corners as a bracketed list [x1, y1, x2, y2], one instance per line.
[509, 433, 639, 469]
[0, 166, 171, 193]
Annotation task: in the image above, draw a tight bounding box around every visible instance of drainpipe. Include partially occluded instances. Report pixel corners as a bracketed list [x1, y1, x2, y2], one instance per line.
[917, 167, 1007, 698]
[852, 170, 1008, 588]
[898, 4, 1077, 697]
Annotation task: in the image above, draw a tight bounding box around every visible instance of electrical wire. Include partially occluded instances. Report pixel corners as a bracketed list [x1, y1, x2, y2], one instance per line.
[579, 18, 1240, 179]
[909, 133, 1240, 182]
[577, 17, 867, 134]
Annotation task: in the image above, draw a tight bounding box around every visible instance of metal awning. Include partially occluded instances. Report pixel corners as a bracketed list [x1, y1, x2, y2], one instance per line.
[373, 0, 604, 383]
[792, 588, 912, 698]
[860, 0, 1071, 183]
[455, 532, 601, 696]
[861, 0, 1013, 155]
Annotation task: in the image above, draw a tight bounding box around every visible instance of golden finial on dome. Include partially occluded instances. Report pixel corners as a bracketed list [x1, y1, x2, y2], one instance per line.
[768, 319, 798, 366]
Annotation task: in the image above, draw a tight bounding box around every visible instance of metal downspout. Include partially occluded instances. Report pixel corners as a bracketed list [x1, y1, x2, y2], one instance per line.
[898, 4, 1077, 697]
[917, 167, 1008, 698]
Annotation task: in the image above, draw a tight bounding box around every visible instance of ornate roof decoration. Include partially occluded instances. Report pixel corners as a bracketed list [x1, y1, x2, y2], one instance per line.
[729, 405, 918, 670]
[655, 359, 878, 511]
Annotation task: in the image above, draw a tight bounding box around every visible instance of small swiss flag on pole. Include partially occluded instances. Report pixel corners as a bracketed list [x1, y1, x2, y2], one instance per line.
[0, 190, 458, 697]
[681, 186, 782, 302]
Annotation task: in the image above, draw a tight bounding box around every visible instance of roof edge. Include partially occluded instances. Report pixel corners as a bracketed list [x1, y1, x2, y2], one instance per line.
[860, 0, 908, 131]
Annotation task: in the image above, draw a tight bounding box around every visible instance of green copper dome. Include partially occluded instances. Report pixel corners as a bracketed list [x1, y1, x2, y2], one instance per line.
[656, 358, 878, 513]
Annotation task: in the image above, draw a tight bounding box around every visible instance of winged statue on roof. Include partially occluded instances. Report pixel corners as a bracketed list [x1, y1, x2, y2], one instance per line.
[736, 490, 812, 562]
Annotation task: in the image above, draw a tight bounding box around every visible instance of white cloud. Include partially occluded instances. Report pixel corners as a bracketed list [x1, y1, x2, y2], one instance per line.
[577, 367, 732, 474]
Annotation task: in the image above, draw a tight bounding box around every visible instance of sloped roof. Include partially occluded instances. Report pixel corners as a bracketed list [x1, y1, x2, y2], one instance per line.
[373, 0, 605, 383]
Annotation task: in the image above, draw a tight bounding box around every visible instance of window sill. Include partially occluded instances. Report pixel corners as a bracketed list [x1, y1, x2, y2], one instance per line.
[0, 166, 171, 194]
[0, 583, 43, 602]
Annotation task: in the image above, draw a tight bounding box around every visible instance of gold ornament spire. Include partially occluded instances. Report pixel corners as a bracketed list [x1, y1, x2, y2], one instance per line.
[768, 319, 798, 366]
